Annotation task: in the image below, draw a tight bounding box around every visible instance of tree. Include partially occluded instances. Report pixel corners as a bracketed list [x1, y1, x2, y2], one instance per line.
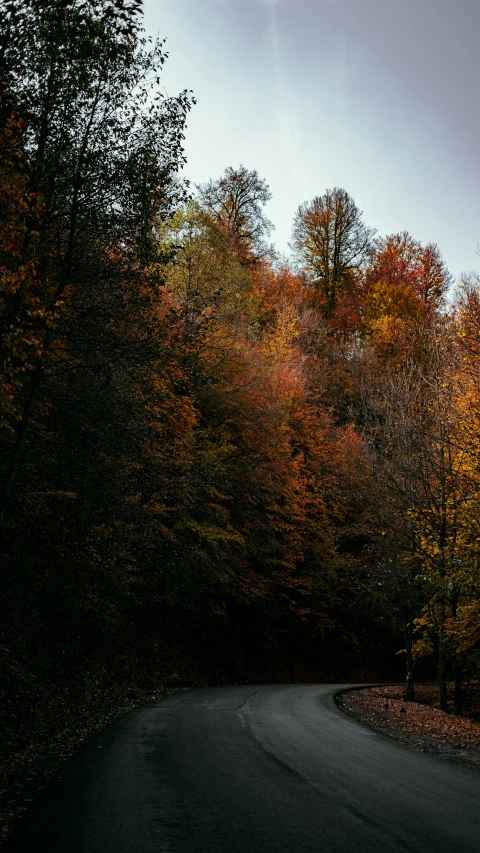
[0, 92, 48, 438]
[359, 312, 477, 712]
[0, 0, 194, 521]
[197, 165, 273, 263]
[365, 231, 451, 312]
[292, 187, 374, 312]
[363, 279, 428, 367]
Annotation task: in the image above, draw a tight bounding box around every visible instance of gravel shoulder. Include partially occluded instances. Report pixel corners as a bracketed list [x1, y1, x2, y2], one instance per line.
[337, 685, 480, 772]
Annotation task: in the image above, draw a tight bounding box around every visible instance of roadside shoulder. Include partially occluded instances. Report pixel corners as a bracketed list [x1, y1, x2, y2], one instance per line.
[335, 685, 480, 772]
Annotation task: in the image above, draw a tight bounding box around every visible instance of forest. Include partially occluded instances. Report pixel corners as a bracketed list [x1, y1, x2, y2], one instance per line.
[1, 0, 480, 761]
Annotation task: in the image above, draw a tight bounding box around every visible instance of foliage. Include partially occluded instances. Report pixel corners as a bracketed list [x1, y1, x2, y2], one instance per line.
[292, 187, 374, 312]
[197, 165, 273, 263]
[2, 0, 480, 736]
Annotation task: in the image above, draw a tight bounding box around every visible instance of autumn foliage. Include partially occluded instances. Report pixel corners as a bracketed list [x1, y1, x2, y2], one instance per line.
[2, 0, 480, 740]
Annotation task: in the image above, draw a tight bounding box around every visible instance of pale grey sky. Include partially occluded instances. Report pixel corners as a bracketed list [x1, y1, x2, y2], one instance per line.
[145, 0, 479, 280]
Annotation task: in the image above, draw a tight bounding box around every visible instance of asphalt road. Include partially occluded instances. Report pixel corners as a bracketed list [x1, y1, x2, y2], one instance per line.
[5, 684, 480, 852]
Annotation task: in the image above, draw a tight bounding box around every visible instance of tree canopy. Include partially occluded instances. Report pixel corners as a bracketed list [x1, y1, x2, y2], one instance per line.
[2, 0, 480, 762]
[292, 187, 374, 311]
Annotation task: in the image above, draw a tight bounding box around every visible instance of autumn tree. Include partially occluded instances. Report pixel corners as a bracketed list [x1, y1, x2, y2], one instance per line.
[437, 275, 480, 697]
[197, 165, 273, 263]
[0, 0, 197, 731]
[359, 302, 480, 712]
[0, 91, 47, 439]
[365, 231, 451, 312]
[142, 208, 334, 643]
[0, 0, 194, 521]
[292, 188, 374, 313]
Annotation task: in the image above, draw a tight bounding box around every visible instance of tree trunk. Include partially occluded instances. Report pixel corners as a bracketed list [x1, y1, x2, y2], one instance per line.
[403, 618, 415, 702]
[452, 655, 463, 716]
[438, 595, 448, 712]
[451, 595, 463, 716]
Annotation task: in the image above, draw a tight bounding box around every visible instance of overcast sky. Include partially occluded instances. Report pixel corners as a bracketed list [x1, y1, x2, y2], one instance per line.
[145, 0, 479, 280]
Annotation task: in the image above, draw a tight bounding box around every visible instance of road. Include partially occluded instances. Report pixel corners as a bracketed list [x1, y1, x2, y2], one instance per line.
[5, 684, 480, 852]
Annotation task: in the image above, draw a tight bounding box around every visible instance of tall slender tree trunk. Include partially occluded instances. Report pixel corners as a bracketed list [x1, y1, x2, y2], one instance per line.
[451, 595, 463, 716]
[403, 616, 415, 702]
[437, 595, 448, 712]
[452, 655, 463, 716]
[437, 401, 448, 713]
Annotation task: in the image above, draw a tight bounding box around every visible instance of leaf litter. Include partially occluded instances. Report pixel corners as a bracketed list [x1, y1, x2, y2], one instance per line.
[338, 685, 480, 771]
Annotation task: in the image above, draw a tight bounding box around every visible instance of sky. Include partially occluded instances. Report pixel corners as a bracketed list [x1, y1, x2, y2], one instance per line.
[144, 0, 480, 281]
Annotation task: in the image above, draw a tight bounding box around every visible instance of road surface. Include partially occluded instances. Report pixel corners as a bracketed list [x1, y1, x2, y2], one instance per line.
[5, 684, 480, 852]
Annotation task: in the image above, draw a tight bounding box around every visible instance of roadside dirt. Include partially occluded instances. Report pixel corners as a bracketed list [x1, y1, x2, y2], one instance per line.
[0, 684, 187, 850]
[337, 685, 480, 771]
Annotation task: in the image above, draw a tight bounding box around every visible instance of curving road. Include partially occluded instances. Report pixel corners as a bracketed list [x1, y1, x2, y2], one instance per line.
[5, 684, 480, 852]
